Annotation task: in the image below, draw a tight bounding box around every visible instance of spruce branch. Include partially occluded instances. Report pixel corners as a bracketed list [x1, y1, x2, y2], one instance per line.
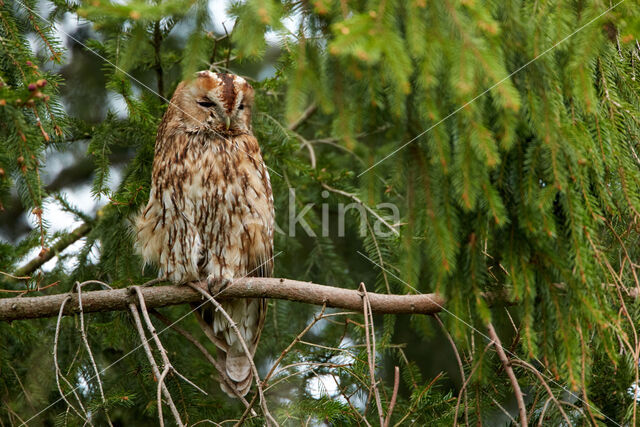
[13, 222, 91, 278]
[510, 359, 571, 425]
[452, 342, 494, 427]
[0, 278, 445, 322]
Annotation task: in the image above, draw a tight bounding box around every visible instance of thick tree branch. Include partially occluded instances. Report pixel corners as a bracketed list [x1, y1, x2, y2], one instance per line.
[0, 278, 445, 322]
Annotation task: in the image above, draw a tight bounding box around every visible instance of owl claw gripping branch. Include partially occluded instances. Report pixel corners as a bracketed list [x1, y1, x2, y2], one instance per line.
[135, 71, 275, 398]
[208, 276, 232, 295]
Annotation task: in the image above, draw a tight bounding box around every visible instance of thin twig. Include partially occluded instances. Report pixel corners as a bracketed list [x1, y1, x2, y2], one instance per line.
[360, 282, 385, 427]
[288, 103, 317, 131]
[76, 282, 113, 426]
[262, 112, 317, 168]
[132, 287, 208, 397]
[394, 372, 445, 427]
[486, 323, 527, 427]
[187, 284, 278, 426]
[453, 341, 494, 427]
[0, 271, 31, 280]
[150, 309, 253, 408]
[322, 183, 399, 236]
[263, 304, 327, 384]
[576, 324, 598, 426]
[538, 397, 553, 426]
[490, 396, 518, 425]
[53, 296, 92, 425]
[434, 314, 468, 426]
[384, 366, 399, 427]
[330, 372, 371, 426]
[128, 303, 183, 427]
[510, 359, 571, 426]
[8, 365, 35, 411]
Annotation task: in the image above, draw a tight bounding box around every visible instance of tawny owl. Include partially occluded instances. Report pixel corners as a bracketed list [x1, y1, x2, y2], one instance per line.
[135, 71, 274, 397]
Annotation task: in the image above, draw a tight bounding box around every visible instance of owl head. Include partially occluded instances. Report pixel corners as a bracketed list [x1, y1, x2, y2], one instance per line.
[169, 70, 254, 135]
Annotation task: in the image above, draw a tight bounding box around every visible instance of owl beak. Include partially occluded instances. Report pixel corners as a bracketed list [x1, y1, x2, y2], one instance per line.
[225, 116, 231, 130]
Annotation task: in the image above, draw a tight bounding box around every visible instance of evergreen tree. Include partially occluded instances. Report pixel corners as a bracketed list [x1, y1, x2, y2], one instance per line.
[1, 0, 640, 425]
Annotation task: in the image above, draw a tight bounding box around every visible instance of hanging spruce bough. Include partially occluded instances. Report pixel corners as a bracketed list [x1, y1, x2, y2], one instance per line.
[1, 0, 640, 425]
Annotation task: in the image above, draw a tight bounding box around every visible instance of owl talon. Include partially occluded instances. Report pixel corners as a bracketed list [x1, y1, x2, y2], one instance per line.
[207, 277, 232, 295]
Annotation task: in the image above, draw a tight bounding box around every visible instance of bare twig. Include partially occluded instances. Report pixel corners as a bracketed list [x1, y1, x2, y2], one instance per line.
[296, 131, 317, 168]
[235, 394, 259, 427]
[0, 271, 31, 280]
[262, 112, 317, 168]
[538, 397, 554, 426]
[128, 302, 183, 427]
[486, 323, 527, 427]
[491, 396, 518, 425]
[53, 296, 92, 425]
[76, 281, 113, 426]
[384, 366, 399, 427]
[187, 284, 278, 427]
[157, 365, 171, 423]
[132, 287, 208, 397]
[360, 283, 385, 427]
[322, 183, 399, 236]
[238, 305, 352, 426]
[8, 365, 35, 412]
[288, 103, 317, 131]
[150, 309, 253, 408]
[434, 314, 468, 426]
[577, 324, 598, 426]
[266, 362, 357, 389]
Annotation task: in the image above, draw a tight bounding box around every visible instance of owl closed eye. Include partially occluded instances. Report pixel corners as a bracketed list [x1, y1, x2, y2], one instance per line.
[169, 70, 254, 135]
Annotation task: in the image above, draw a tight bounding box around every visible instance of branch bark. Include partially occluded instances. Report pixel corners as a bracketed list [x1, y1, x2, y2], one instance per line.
[487, 322, 527, 427]
[0, 278, 445, 322]
[13, 222, 91, 278]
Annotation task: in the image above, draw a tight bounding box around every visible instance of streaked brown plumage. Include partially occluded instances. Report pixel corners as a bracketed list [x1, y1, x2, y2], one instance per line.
[135, 71, 274, 397]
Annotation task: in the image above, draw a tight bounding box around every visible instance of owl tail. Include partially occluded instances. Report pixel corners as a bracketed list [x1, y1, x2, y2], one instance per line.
[219, 344, 253, 397]
[194, 298, 265, 398]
